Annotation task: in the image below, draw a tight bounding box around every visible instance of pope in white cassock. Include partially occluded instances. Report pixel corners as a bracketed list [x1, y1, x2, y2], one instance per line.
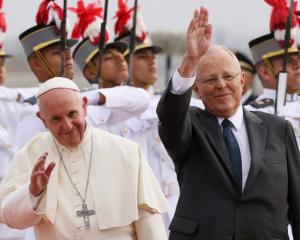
[0, 77, 168, 240]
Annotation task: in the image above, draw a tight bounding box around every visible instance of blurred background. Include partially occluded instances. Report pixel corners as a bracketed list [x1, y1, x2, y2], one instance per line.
[3, 0, 271, 90]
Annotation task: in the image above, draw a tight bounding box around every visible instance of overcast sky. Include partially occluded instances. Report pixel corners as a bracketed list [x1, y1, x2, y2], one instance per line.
[4, 0, 271, 54]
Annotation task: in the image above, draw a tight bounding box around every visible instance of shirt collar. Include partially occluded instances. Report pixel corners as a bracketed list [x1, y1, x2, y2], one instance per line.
[217, 105, 244, 131]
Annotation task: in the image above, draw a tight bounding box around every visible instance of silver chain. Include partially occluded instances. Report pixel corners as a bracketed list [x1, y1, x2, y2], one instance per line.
[52, 127, 94, 204]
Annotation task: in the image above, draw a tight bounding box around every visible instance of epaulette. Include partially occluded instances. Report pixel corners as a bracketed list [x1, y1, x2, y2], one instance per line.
[249, 98, 274, 108]
[23, 96, 37, 105]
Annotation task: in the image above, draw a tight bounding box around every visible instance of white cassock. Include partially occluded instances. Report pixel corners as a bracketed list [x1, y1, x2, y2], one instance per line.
[0, 125, 168, 240]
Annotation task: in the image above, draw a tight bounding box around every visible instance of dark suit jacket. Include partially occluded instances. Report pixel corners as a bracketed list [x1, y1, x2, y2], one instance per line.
[157, 86, 300, 240]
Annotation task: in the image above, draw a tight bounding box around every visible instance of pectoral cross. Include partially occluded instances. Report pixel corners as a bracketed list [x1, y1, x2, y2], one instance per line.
[76, 203, 95, 230]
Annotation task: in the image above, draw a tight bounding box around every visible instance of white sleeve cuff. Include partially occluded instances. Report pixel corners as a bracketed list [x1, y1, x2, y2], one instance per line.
[1, 183, 44, 228]
[29, 189, 47, 214]
[170, 69, 196, 95]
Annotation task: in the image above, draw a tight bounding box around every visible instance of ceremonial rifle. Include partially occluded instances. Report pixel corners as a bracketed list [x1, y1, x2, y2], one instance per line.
[60, 0, 68, 77]
[275, 0, 294, 115]
[127, 0, 138, 86]
[93, 0, 109, 88]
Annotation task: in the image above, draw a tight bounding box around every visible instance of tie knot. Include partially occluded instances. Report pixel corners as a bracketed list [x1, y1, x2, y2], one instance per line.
[222, 119, 233, 129]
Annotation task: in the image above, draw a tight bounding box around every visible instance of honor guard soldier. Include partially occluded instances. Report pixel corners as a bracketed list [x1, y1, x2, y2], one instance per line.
[233, 51, 258, 105]
[0, 0, 37, 102]
[245, 0, 300, 150]
[246, 2, 300, 238]
[15, 0, 151, 148]
[11, 0, 77, 151]
[71, 0, 129, 88]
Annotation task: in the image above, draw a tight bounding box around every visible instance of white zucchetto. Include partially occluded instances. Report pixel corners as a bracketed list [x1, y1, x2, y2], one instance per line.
[36, 77, 80, 97]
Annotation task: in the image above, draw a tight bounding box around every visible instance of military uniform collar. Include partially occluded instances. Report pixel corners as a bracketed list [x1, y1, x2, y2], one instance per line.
[259, 88, 299, 102]
[147, 85, 155, 96]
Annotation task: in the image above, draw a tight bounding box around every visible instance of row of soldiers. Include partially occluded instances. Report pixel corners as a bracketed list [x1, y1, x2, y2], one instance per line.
[0, 0, 300, 239]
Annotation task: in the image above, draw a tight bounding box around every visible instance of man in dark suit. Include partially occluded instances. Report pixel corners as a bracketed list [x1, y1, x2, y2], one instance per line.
[157, 7, 300, 240]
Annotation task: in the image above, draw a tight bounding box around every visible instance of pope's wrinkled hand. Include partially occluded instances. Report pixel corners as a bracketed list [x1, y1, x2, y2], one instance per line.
[29, 152, 56, 197]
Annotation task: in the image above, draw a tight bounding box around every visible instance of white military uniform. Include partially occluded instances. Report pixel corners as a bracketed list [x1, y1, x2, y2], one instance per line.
[0, 99, 28, 161]
[245, 88, 300, 147]
[109, 86, 204, 228]
[0, 126, 168, 240]
[0, 125, 14, 178]
[0, 124, 25, 240]
[0, 86, 38, 102]
[0, 91, 39, 240]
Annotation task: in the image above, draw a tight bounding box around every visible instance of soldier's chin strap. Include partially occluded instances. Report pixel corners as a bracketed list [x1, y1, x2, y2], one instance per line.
[35, 49, 57, 78]
[263, 57, 277, 77]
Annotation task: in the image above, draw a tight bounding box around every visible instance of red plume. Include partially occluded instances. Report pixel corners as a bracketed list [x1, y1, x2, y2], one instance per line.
[0, 11, 6, 33]
[0, 0, 6, 49]
[36, 0, 63, 29]
[265, 0, 299, 47]
[113, 0, 134, 37]
[69, 0, 109, 45]
[113, 0, 148, 42]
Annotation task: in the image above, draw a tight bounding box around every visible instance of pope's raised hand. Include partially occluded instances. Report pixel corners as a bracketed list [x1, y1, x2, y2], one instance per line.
[29, 152, 56, 197]
[179, 7, 212, 77]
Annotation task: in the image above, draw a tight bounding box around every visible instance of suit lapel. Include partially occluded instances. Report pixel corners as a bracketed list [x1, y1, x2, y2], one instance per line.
[199, 110, 234, 180]
[243, 110, 267, 193]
